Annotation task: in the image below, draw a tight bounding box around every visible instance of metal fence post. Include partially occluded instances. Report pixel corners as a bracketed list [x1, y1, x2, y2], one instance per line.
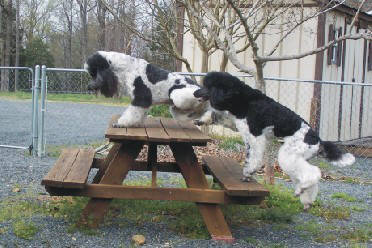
[32, 65, 40, 156]
[38, 65, 47, 157]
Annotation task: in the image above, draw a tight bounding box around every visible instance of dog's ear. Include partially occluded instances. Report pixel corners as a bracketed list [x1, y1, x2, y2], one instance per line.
[97, 68, 118, 97]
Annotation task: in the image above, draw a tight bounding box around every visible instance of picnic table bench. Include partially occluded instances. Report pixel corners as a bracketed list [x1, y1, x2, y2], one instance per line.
[42, 115, 269, 242]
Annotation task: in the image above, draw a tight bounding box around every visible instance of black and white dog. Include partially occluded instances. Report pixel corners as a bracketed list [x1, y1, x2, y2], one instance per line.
[194, 72, 355, 209]
[84, 51, 211, 127]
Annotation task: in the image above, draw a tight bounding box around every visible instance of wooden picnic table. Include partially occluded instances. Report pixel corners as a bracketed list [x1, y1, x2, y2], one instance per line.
[42, 115, 269, 242]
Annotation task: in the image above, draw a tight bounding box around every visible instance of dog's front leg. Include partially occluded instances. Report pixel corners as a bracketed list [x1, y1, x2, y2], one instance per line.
[241, 134, 267, 182]
[113, 105, 147, 128]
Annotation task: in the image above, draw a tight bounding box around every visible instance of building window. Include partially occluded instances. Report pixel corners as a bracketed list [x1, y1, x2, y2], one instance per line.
[327, 25, 343, 66]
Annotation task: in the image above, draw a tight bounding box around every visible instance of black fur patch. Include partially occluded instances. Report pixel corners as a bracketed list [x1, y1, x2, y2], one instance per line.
[185, 77, 198, 86]
[175, 79, 180, 84]
[319, 141, 343, 161]
[97, 69, 118, 98]
[146, 64, 169, 84]
[168, 84, 186, 97]
[304, 129, 320, 145]
[132, 76, 152, 108]
[86, 53, 110, 78]
[202, 72, 307, 137]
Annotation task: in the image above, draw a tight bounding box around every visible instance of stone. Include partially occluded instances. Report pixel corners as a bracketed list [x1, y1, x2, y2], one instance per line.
[132, 234, 146, 245]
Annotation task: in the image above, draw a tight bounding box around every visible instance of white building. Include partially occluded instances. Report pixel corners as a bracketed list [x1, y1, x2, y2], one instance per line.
[179, 0, 372, 141]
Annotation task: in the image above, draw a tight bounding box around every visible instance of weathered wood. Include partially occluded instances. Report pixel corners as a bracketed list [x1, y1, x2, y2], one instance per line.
[63, 149, 95, 187]
[105, 115, 210, 144]
[170, 143, 234, 242]
[92, 143, 122, 184]
[41, 148, 95, 188]
[177, 120, 212, 143]
[145, 118, 169, 141]
[203, 156, 269, 197]
[160, 118, 191, 141]
[78, 141, 144, 228]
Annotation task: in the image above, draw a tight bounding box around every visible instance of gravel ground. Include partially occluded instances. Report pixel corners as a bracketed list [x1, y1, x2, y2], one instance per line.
[0, 98, 371, 248]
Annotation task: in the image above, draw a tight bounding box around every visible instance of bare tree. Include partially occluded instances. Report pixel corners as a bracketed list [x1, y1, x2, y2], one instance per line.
[76, 0, 93, 64]
[96, 0, 106, 50]
[186, 0, 372, 92]
[61, 0, 74, 68]
[0, 0, 13, 91]
[15, 0, 19, 91]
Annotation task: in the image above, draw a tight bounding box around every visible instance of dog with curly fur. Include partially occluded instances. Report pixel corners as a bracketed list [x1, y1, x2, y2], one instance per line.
[194, 72, 355, 209]
[84, 51, 211, 127]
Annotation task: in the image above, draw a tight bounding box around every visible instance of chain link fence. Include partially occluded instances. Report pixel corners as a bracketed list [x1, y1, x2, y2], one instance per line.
[0, 67, 34, 92]
[0, 67, 34, 150]
[38, 69, 372, 162]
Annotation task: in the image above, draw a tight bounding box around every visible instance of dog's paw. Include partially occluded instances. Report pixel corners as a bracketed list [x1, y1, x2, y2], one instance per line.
[193, 119, 205, 126]
[241, 176, 254, 182]
[303, 203, 312, 211]
[112, 123, 126, 128]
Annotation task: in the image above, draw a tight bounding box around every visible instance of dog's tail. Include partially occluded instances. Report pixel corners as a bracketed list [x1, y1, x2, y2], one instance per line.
[319, 141, 355, 167]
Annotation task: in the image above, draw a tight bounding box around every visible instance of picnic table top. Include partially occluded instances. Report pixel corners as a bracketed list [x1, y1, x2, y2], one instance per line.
[105, 115, 212, 144]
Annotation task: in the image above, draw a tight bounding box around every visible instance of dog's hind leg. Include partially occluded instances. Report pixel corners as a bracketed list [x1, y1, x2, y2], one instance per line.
[300, 183, 319, 210]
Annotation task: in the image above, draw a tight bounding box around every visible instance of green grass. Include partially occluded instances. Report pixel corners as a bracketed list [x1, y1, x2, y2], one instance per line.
[0, 91, 131, 105]
[210, 134, 244, 151]
[342, 224, 372, 243]
[44, 140, 107, 158]
[148, 104, 172, 118]
[12, 220, 39, 240]
[309, 202, 351, 221]
[331, 192, 359, 202]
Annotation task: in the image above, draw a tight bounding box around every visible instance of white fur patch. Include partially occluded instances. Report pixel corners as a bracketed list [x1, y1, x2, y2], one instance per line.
[331, 153, 355, 167]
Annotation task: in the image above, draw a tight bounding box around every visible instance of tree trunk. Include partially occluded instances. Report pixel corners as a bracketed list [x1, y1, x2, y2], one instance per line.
[219, 52, 228, 72]
[1, 0, 12, 91]
[201, 50, 209, 73]
[254, 61, 266, 93]
[78, 0, 88, 64]
[15, 0, 20, 91]
[97, 0, 106, 50]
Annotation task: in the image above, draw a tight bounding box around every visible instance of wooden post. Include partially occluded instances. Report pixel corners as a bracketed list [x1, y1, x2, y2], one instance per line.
[148, 143, 157, 187]
[170, 143, 234, 242]
[78, 141, 143, 228]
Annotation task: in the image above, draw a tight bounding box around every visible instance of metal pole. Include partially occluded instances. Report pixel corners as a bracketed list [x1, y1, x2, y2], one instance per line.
[38, 65, 47, 157]
[32, 65, 40, 156]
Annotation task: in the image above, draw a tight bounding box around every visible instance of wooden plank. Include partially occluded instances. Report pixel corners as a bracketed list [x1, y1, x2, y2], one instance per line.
[125, 122, 148, 141]
[177, 120, 212, 143]
[105, 115, 127, 139]
[170, 143, 233, 242]
[105, 115, 148, 141]
[41, 148, 80, 187]
[160, 118, 191, 142]
[46, 185, 264, 205]
[144, 118, 169, 141]
[63, 149, 95, 188]
[203, 156, 269, 197]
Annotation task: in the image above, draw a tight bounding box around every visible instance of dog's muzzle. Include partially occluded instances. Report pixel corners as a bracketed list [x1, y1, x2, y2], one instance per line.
[193, 88, 210, 101]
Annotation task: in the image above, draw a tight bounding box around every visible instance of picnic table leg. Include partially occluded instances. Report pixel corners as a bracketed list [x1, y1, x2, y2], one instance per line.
[170, 143, 234, 243]
[78, 141, 143, 228]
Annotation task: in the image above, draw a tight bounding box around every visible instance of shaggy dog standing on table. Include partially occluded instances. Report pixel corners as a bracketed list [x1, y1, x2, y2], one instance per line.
[194, 72, 355, 209]
[84, 51, 211, 127]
